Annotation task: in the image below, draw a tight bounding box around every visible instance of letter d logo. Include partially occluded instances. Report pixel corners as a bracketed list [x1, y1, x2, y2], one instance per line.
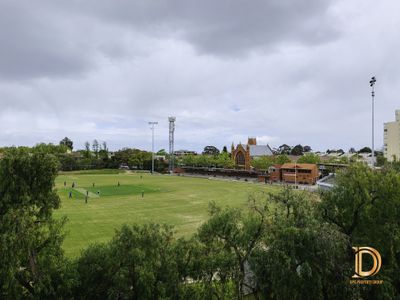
[352, 247, 382, 278]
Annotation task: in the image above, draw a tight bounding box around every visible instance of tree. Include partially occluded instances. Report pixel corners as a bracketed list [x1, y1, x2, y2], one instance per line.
[75, 224, 187, 299]
[290, 144, 304, 156]
[251, 187, 353, 299]
[98, 141, 109, 162]
[327, 149, 344, 155]
[101, 141, 108, 152]
[251, 156, 275, 170]
[92, 140, 99, 158]
[59, 137, 73, 150]
[303, 145, 312, 152]
[222, 146, 228, 153]
[202, 146, 220, 156]
[297, 153, 320, 164]
[278, 144, 291, 155]
[157, 149, 168, 156]
[275, 154, 291, 165]
[0, 147, 73, 298]
[320, 164, 400, 298]
[215, 152, 234, 168]
[197, 198, 269, 299]
[349, 147, 356, 153]
[181, 154, 196, 167]
[84, 141, 91, 158]
[376, 153, 387, 167]
[35, 143, 68, 154]
[358, 146, 372, 153]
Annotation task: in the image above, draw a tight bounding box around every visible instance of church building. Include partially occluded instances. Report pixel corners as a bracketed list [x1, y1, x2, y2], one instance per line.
[231, 137, 273, 170]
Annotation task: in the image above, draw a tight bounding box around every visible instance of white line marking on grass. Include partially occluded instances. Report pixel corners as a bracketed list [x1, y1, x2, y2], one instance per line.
[74, 188, 100, 198]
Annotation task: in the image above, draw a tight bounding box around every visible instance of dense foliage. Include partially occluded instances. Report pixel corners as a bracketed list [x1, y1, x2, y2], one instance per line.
[297, 152, 321, 164]
[251, 155, 291, 170]
[180, 152, 235, 169]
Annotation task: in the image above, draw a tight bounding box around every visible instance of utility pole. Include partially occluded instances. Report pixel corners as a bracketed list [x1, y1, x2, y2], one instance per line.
[148, 121, 158, 174]
[369, 76, 376, 167]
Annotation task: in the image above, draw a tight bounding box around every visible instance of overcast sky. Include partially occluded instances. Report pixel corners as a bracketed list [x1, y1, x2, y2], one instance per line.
[1, 0, 399, 152]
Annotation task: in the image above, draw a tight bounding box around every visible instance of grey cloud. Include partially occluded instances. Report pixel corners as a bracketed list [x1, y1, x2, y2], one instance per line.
[0, 1, 95, 80]
[52, 0, 339, 56]
[0, 0, 338, 81]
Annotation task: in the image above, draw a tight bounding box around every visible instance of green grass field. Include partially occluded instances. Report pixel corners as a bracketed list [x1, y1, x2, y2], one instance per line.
[54, 170, 280, 257]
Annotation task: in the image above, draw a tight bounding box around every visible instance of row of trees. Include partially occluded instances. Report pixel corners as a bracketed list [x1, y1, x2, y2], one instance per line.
[180, 152, 235, 169]
[249, 155, 292, 170]
[1, 147, 399, 298]
[58, 147, 168, 172]
[275, 144, 381, 156]
[275, 144, 312, 155]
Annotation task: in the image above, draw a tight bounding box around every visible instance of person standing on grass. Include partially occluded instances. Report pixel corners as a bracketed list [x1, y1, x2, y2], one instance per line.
[93, 182, 95, 187]
[69, 191, 72, 198]
[85, 196, 88, 204]
[64, 181, 66, 187]
[118, 181, 120, 187]
[141, 191, 144, 198]
[72, 182, 75, 188]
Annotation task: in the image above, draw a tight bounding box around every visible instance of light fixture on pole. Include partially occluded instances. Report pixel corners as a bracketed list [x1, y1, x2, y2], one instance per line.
[148, 121, 158, 174]
[369, 76, 376, 167]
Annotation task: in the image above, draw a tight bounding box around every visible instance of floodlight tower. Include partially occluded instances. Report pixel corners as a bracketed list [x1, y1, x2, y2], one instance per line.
[169, 117, 176, 173]
[148, 121, 158, 174]
[369, 76, 376, 167]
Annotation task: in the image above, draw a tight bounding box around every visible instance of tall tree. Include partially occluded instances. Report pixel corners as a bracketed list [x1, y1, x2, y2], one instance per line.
[290, 144, 304, 156]
[197, 198, 268, 299]
[59, 137, 73, 150]
[320, 164, 400, 298]
[92, 140, 99, 158]
[0, 147, 72, 298]
[102, 141, 108, 152]
[251, 187, 353, 299]
[358, 146, 372, 153]
[203, 146, 220, 156]
[84, 141, 91, 158]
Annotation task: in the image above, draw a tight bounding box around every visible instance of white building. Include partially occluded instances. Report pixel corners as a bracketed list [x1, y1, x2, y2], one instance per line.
[384, 109, 400, 162]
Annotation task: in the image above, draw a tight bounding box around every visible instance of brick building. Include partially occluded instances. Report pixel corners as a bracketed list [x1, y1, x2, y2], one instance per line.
[259, 163, 319, 185]
[280, 163, 319, 185]
[231, 137, 273, 170]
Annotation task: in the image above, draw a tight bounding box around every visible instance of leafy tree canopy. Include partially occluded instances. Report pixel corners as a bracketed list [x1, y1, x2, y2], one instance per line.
[59, 137, 73, 150]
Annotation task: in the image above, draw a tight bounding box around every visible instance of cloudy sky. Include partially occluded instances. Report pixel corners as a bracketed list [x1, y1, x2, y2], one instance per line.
[1, 0, 399, 152]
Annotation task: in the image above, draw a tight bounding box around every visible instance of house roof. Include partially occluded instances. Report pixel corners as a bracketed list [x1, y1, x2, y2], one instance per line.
[281, 163, 317, 170]
[249, 145, 273, 157]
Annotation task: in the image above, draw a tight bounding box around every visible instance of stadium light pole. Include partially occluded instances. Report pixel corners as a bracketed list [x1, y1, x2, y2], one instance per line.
[148, 121, 158, 174]
[369, 76, 376, 167]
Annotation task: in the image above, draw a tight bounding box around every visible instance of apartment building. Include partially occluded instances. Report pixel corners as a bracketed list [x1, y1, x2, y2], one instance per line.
[384, 110, 400, 162]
